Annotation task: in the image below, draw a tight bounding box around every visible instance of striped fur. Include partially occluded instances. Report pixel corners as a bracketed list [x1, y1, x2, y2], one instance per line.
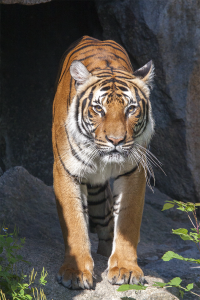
[52, 36, 155, 289]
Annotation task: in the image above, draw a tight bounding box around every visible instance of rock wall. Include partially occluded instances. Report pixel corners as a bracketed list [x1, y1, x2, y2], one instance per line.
[95, 0, 200, 202]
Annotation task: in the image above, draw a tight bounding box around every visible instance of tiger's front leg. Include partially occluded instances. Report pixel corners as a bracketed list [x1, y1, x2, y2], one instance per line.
[107, 167, 146, 285]
[53, 164, 94, 289]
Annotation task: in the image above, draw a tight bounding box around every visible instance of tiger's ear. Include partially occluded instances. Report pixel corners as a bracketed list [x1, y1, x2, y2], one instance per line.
[133, 60, 154, 86]
[70, 60, 91, 89]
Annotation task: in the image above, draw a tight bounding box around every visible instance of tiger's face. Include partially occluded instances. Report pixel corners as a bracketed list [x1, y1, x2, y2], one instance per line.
[87, 80, 150, 163]
[68, 60, 154, 165]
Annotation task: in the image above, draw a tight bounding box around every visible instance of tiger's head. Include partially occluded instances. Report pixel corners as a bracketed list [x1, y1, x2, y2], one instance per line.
[67, 60, 155, 165]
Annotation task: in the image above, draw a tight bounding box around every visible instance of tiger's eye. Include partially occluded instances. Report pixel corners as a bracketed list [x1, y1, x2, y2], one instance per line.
[127, 105, 136, 113]
[94, 105, 103, 113]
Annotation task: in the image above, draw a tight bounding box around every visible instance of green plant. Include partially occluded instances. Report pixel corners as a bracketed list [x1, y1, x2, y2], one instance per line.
[162, 200, 200, 258]
[117, 200, 200, 299]
[0, 226, 48, 300]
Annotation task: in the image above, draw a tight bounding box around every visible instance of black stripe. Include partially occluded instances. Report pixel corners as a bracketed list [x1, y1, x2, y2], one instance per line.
[89, 210, 112, 220]
[91, 124, 100, 133]
[96, 70, 133, 78]
[82, 204, 88, 209]
[112, 78, 129, 87]
[56, 142, 79, 183]
[99, 238, 113, 242]
[88, 108, 93, 120]
[88, 198, 107, 205]
[134, 98, 148, 137]
[110, 69, 133, 76]
[114, 165, 138, 180]
[88, 184, 107, 195]
[113, 75, 134, 80]
[67, 77, 73, 110]
[133, 85, 147, 100]
[82, 98, 87, 113]
[134, 87, 141, 103]
[111, 53, 131, 69]
[87, 183, 104, 189]
[89, 216, 113, 227]
[100, 86, 110, 91]
[82, 118, 91, 135]
[90, 67, 103, 73]
[94, 70, 113, 75]
[80, 54, 95, 62]
[64, 125, 92, 168]
[102, 43, 131, 64]
[75, 92, 91, 138]
[118, 86, 129, 92]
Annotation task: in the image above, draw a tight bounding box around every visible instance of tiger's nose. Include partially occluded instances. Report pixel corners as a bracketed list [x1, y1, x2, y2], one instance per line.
[106, 135, 125, 146]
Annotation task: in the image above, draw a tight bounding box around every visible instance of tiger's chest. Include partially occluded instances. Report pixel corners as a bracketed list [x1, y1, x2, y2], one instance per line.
[80, 156, 137, 186]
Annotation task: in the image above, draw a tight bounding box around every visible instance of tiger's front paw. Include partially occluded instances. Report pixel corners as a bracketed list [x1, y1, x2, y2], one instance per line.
[57, 255, 94, 289]
[107, 255, 144, 285]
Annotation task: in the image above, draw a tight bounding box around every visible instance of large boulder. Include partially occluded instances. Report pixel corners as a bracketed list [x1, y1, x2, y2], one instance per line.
[95, 0, 200, 203]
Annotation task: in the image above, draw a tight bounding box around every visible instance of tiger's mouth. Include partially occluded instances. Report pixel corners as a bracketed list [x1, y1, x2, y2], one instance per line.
[100, 149, 127, 164]
[110, 149, 119, 154]
[100, 148, 129, 157]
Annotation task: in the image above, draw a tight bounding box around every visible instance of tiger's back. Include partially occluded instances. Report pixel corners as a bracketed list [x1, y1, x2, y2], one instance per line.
[52, 36, 155, 289]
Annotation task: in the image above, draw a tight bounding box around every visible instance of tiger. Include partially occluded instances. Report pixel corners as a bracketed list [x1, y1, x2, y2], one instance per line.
[52, 35, 155, 290]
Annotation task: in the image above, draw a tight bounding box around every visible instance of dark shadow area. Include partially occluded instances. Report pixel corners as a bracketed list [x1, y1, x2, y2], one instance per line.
[1, 1, 103, 185]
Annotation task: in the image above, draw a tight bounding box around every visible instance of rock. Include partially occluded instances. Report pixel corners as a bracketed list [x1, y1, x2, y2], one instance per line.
[0, 166, 62, 242]
[95, 0, 200, 203]
[1, 167, 199, 298]
[17, 240, 179, 300]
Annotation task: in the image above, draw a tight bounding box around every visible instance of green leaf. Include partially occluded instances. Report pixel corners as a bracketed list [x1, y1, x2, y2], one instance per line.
[129, 284, 147, 290]
[172, 228, 193, 241]
[173, 228, 188, 234]
[179, 290, 184, 298]
[6, 237, 13, 244]
[117, 284, 147, 291]
[117, 285, 130, 291]
[186, 283, 194, 291]
[162, 203, 174, 211]
[19, 289, 24, 295]
[153, 282, 167, 288]
[162, 251, 200, 264]
[162, 251, 179, 261]
[168, 277, 182, 286]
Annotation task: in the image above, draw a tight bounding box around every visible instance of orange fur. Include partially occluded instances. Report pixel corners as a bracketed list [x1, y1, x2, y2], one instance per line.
[52, 36, 154, 289]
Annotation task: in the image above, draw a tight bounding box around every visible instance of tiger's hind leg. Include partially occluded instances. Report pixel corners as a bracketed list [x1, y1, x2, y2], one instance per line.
[87, 181, 114, 257]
